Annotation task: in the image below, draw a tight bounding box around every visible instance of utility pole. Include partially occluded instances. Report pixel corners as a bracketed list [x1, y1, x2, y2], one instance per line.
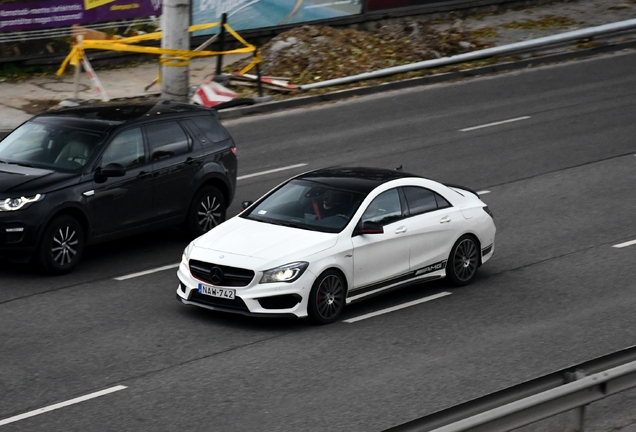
[161, 0, 190, 101]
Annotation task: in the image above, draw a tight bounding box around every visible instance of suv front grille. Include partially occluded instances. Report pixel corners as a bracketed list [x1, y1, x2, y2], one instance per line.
[189, 259, 254, 287]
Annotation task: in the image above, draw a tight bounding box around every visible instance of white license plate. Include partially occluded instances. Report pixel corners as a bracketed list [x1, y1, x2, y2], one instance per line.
[198, 283, 235, 300]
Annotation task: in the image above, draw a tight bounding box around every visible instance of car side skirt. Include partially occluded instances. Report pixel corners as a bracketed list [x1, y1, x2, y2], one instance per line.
[347, 260, 447, 304]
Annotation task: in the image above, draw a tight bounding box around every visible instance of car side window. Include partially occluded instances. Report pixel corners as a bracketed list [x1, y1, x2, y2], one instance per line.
[361, 189, 403, 225]
[145, 121, 191, 161]
[189, 115, 230, 143]
[403, 186, 452, 216]
[101, 127, 145, 168]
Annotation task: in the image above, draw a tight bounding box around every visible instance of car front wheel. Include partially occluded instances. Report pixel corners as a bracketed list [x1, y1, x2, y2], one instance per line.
[447, 235, 479, 287]
[308, 270, 346, 325]
[37, 215, 85, 275]
[186, 186, 226, 238]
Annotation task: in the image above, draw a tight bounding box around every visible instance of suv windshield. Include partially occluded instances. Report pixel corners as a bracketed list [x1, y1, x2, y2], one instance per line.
[242, 179, 366, 233]
[0, 121, 106, 172]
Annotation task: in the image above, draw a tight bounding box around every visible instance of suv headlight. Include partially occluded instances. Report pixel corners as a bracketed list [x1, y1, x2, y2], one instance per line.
[260, 262, 309, 284]
[0, 194, 45, 211]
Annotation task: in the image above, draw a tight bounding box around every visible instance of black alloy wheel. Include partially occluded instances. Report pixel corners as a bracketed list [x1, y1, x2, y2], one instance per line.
[447, 235, 479, 286]
[187, 186, 226, 237]
[37, 215, 85, 275]
[308, 270, 346, 325]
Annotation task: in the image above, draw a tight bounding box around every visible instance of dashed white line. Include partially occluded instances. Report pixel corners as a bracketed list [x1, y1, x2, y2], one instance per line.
[237, 163, 308, 180]
[613, 239, 636, 249]
[477, 190, 491, 195]
[460, 116, 531, 132]
[115, 263, 179, 281]
[0, 386, 127, 427]
[343, 292, 452, 323]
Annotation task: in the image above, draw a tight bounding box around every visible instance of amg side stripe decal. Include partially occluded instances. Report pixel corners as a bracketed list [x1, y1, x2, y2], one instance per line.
[348, 260, 447, 298]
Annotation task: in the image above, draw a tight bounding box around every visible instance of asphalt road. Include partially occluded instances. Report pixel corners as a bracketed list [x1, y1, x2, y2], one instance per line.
[1, 50, 636, 431]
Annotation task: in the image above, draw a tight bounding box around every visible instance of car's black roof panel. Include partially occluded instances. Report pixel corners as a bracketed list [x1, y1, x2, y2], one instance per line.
[36, 101, 214, 124]
[295, 167, 422, 194]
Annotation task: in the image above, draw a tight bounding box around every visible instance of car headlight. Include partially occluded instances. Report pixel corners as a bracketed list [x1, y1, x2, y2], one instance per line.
[181, 241, 194, 265]
[260, 262, 309, 284]
[0, 194, 45, 212]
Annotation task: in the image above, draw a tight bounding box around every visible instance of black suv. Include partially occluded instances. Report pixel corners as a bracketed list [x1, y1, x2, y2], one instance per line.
[0, 101, 237, 274]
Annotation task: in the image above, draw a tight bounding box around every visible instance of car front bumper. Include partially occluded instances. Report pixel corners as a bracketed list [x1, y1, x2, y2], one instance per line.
[176, 260, 314, 319]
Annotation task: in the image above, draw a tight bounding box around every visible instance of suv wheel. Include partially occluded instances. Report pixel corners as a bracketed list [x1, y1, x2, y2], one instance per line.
[37, 215, 85, 275]
[186, 186, 226, 237]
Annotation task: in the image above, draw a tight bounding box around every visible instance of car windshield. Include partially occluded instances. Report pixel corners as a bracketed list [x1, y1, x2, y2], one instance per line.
[0, 121, 106, 172]
[242, 179, 366, 233]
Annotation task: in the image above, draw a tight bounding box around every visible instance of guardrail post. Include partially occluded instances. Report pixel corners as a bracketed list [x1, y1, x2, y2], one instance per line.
[255, 48, 263, 97]
[215, 13, 227, 76]
[566, 369, 587, 432]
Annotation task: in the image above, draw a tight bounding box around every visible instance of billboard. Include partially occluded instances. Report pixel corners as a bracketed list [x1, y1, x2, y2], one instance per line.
[0, 0, 161, 32]
[191, 0, 363, 34]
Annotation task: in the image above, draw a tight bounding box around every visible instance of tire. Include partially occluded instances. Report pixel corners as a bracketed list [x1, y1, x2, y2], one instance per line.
[186, 186, 226, 238]
[446, 235, 480, 287]
[37, 215, 85, 275]
[308, 269, 346, 325]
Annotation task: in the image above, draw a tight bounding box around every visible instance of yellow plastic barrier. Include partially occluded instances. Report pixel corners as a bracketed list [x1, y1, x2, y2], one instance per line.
[57, 22, 258, 76]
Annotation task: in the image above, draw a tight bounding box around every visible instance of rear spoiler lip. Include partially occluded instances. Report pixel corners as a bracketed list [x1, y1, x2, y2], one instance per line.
[444, 183, 480, 198]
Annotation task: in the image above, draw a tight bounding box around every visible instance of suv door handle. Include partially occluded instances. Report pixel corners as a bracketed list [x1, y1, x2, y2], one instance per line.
[440, 216, 451, 224]
[395, 226, 407, 234]
[185, 157, 195, 165]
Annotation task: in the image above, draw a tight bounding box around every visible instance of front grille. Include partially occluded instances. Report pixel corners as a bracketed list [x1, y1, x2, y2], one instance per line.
[189, 291, 250, 312]
[189, 259, 254, 287]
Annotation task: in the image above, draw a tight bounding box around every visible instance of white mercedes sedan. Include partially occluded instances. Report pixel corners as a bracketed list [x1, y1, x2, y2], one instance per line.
[176, 167, 495, 324]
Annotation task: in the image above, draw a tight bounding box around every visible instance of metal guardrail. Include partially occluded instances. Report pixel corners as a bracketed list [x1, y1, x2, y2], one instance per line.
[299, 18, 636, 90]
[385, 346, 636, 432]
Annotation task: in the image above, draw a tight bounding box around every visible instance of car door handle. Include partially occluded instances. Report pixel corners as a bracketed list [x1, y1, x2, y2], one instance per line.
[395, 226, 407, 234]
[440, 216, 451, 224]
[185, 157, 195, 165]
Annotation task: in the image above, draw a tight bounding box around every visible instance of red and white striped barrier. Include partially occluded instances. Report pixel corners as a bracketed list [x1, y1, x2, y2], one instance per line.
[81, 55, 109, 102]
[191, 77, 238, 107]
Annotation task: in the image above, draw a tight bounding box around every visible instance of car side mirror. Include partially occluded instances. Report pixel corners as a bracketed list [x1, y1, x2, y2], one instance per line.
[241, 201, 254, 211]
[354, 221, 384, 236]
[94, 163, 126, 182]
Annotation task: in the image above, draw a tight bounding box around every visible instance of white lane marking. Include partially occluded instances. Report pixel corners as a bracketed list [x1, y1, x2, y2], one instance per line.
[613, 239, 636, 249]
[238, 163, 308, 180]
[343, 292, 452, 323]
[460, 116, 531, 132]
[477, 190, 491, 195]
[0, 386, 127, 427]
[115, 263, 179, 281]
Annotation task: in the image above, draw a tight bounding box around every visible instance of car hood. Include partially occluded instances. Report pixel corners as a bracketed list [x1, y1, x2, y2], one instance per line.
[0, 163, 71, 194]
[193, 217, 338, 263]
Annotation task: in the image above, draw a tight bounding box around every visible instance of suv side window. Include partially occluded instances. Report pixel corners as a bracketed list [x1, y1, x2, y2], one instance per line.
[362, 189, 403, 225]
[189, 115, 230, 143]
[101, 127, 145, 168]
[403, 186, 451, 216]
[145, 121, 191, 160]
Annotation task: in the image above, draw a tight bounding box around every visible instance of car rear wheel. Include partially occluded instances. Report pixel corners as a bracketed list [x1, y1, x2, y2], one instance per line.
[37, 215, 85, 275]
[308, 270, 346, 325]
[186, 186, 226, 238]
[447, 235, 479, 286]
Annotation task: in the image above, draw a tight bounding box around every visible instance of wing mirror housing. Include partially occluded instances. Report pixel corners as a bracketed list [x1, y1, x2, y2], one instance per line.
[354, 221, 384, 236]
[94, 163, 126, 183]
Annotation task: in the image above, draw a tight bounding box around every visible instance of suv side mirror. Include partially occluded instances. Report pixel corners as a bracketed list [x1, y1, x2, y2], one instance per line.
[94, 163, 126, 182]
